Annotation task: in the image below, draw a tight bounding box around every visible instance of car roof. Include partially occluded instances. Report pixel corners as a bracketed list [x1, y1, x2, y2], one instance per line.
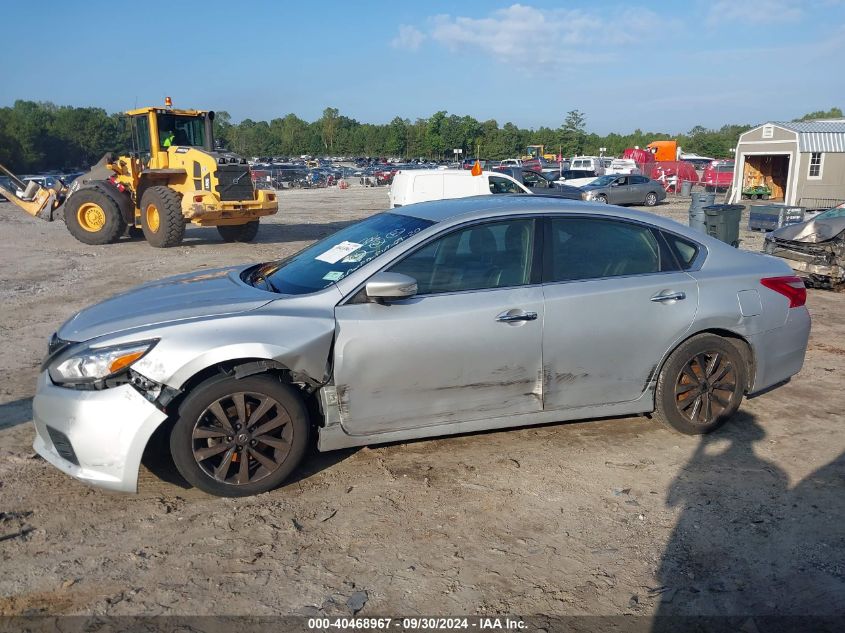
[393, 195, 687, 232]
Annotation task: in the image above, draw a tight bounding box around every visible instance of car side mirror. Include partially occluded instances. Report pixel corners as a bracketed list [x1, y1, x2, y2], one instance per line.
[365, 272, 418, 303]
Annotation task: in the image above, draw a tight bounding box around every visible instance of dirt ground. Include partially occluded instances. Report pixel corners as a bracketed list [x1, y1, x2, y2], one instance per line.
[0, 187, 843, 621]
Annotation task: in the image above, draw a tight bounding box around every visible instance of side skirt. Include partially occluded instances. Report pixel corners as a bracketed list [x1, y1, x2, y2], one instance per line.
[316, 387, 655, 452]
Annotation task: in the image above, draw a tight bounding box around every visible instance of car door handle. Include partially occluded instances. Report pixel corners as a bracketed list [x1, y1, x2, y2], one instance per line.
[650, 291, 686, 302]
[496, 310, 538, 322]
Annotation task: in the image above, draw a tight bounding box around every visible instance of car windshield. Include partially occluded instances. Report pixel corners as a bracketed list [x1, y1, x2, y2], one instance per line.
[590, 175, 617, 187]
[816, 205, 845, 220]
[249, 213, 434, 295]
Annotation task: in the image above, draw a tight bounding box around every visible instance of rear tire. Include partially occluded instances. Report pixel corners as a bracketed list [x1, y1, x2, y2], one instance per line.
[64, 187, 125, 245]
[217, 221, 260, 243]
[645, 192, 659, 206]
[653, 334, 747, 435]
[140, 186, 185, 248]
[170, 374, 309, 497]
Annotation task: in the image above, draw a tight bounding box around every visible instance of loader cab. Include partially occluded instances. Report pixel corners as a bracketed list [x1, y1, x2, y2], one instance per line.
[126, 107, 215, 168]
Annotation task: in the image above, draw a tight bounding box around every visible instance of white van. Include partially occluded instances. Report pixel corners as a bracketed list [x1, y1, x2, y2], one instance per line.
[569, 156, 605, 175]
[388, 169, 530, 208]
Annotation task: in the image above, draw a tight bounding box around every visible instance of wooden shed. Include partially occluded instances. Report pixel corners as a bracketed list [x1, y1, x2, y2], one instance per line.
[729, 120, 845, 210]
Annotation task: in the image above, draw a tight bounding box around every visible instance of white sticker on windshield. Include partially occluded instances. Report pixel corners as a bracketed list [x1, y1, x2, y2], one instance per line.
[315, 241, 362, 264]
[322, 271, 344, 281]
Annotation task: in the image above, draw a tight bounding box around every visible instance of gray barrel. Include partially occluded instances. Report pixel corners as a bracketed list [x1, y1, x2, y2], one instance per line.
[680, 179, 693, 197]
[704, 204, 745, 248]
[689, 192, 716, 234]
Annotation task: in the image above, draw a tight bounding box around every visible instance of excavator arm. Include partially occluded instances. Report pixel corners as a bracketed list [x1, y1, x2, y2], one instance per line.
[0, 163, 65, 221]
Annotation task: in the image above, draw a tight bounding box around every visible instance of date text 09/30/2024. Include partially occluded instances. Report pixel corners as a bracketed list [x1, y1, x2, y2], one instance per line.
[306, 617, 527, 630]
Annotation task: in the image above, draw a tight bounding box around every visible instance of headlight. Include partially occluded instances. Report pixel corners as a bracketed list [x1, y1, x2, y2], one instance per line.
[49, 340, 157, 386]
[584, 191, 594, 199]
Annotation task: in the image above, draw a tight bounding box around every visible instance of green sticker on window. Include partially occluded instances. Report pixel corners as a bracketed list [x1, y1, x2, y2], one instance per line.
[322, 271, 344, 281]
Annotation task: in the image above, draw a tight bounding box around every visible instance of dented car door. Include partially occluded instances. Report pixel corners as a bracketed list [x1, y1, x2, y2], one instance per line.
[541, 216, 699, 410]
[332, 218, 544, 436]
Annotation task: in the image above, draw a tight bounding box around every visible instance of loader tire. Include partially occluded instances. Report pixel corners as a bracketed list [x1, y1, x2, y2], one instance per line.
[217, 221, 260, 243]
[64, 188, 125, 245]
[140, 186, 185, 248]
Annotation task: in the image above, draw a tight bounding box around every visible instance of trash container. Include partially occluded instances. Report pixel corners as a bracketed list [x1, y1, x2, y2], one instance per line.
[680, 180, 693, 197]
[703, 204, 744, 247]
[688, 192, 716, 234]
[748, 203, 804, 231]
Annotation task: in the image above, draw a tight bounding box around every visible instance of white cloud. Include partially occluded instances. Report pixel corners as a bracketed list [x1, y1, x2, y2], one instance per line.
[421, 3, 674, 66]
[391, 24, 426, 51]
[705, 0, 803, 25]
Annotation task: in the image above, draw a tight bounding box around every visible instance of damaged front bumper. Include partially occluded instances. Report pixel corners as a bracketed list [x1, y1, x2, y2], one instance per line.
[764, 239, 845, 285]
[32, 372, 168, 492]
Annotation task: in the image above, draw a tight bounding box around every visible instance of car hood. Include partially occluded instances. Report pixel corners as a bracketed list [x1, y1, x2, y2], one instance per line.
[58, 266, 274, 342]
[768, 216, 845, 244]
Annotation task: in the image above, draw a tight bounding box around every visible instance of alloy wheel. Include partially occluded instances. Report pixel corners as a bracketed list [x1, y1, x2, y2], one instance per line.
[191, 392, 293, 486]
[674, 351, 737, 426]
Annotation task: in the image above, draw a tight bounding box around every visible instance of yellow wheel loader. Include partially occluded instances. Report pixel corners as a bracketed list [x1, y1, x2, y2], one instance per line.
[0, 101, 278, 247]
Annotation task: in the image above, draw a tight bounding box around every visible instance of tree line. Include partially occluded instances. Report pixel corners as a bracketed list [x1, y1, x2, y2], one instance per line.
[0, 100, 840, 173]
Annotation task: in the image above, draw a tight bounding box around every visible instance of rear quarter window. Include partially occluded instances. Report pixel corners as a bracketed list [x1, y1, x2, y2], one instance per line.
[662, 232, 700, 269]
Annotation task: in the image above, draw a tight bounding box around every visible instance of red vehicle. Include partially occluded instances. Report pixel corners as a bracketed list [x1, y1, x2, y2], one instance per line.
[650, 161, 699, 193]
[375, 166, 398, 185]
[703, 160, 735, 190]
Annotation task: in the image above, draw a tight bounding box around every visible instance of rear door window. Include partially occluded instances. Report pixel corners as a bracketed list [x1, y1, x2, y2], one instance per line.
[547, 217, 674, 282]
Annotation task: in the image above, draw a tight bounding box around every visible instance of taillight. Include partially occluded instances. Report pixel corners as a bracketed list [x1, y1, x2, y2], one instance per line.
[760, 276, 806, 308]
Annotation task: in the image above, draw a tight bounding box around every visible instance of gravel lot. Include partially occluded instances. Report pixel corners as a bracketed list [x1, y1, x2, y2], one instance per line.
[0, 187, 843, 620]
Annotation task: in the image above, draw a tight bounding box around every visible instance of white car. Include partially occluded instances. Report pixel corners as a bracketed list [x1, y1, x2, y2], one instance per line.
[389, 169, 529, 208]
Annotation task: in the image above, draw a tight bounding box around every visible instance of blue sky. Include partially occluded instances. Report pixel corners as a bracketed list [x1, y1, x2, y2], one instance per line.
[1, 0, 843, 134]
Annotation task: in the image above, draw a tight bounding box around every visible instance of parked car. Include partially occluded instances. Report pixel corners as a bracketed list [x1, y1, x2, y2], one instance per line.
[763, 203, 845, 289]
[389, 169, 530, 207]
[569, 156, 606, 175]
[608, 159, 641, 175]
[32, 196, 810, 496]
[553, 169, 599, 187]
[703, 160, 735, 190]
[581, 174, 667, 206]
[460, 158, 493, 170]
[495, 166, 584, 200]
[680, 154, 716, 170]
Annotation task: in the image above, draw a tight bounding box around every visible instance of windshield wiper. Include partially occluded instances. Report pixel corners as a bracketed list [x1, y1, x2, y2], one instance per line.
[250, 265, 280, 293]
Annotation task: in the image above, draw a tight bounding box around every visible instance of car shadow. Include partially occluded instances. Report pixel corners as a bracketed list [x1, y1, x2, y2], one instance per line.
[0, 397, 33, 430]
[651, 411, 845, 630]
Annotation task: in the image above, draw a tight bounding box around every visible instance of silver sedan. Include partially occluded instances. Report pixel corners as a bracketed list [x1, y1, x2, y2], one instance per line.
[33, 196, 810, 496]
[581, 174, 667, 206]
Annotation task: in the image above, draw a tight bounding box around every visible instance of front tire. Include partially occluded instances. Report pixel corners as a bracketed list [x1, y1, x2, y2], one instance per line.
[64, 188, 126, 245]
[644, 191, 659, 206]
[217, 221, 260, 243]
[595, 194, 608, 204]
[170, 374, 309, 497]
[653, 334, 746, 435]
[140, 186, 185, 248]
